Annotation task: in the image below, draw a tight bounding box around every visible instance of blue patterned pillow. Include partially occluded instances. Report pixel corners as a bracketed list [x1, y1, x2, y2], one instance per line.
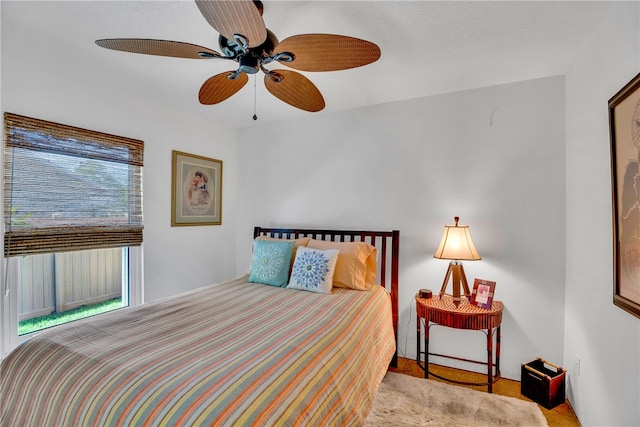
[287, 247, 339, 294]
[248, 239, 295, 287]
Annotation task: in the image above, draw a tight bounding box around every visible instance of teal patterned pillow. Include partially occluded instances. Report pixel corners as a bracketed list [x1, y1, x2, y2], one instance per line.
[287, 247, 339, 294]
[248, 239, 295, 287]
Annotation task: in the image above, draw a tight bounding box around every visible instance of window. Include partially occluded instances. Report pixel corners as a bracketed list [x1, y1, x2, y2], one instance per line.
[17, 248, 128, 336]
[1, 113, 143, 355]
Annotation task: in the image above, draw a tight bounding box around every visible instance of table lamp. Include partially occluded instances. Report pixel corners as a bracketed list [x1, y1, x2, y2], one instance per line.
[433, 216, 481, 305]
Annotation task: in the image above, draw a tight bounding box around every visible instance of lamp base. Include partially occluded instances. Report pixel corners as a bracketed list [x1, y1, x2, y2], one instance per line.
[439, 261, 471, 306]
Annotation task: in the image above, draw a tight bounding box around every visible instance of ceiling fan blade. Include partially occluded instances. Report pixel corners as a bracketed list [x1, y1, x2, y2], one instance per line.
[195, 0, 266, 48]
[274, 34, 381, 72]
[264, 70, 325, 112]
[199, 71, 249, 105]
[95, 39, 221, 59]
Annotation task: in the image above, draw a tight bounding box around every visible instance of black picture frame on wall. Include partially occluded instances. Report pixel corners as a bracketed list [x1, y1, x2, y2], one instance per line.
[609, 72, 640, 319]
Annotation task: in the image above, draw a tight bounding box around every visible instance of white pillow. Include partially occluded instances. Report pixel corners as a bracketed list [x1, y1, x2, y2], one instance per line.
[287, 247, 339, 294]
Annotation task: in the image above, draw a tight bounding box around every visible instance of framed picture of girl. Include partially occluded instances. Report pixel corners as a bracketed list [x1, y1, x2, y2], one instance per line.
[171, 150, 222, 226]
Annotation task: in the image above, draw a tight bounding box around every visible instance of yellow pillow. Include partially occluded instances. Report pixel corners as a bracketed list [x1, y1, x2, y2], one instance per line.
[307, 239, 377, 290]
[256, 235, 311, 270]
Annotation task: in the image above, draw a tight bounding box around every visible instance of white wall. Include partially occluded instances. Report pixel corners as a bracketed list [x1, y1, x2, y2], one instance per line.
[236, 76, 566, 381]
[1, 2, 239, 325]
[564, 2, 640, 426]
[3, 1, 639, 424]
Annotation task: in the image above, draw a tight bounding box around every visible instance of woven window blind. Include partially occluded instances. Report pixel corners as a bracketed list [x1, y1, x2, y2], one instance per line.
[4, 113, 144, 257]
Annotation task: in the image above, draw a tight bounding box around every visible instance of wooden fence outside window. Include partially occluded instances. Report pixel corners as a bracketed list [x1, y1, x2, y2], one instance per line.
[18, 248, 123, 321]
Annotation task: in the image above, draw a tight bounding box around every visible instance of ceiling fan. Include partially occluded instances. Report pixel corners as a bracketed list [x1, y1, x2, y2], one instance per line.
[96, 0, 381, 115]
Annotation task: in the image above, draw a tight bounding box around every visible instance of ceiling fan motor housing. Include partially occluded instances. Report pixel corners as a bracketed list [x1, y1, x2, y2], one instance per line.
[218, 29, 278, 74]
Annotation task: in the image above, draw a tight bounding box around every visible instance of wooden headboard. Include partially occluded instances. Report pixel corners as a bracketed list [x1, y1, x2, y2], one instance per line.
[254, 226, 400, 367]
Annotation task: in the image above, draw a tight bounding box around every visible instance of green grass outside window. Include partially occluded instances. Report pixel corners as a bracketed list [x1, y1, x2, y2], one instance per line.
[19, 298, 123, 335]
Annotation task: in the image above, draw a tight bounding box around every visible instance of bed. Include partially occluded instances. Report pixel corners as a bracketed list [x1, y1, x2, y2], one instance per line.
[1, 227, 399, 426]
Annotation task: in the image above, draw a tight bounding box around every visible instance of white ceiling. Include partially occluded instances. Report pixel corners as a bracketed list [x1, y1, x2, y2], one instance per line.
[2, 1, 613, 129]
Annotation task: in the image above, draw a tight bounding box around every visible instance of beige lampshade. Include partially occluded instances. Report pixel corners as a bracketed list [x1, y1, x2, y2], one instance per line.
[433, 216, 481, 261]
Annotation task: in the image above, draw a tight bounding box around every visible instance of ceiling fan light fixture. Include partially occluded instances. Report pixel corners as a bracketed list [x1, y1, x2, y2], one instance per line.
[238, 54, 260, 74]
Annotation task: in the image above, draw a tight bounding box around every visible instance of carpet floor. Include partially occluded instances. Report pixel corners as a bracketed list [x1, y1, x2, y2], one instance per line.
[365, 371, 548, 426]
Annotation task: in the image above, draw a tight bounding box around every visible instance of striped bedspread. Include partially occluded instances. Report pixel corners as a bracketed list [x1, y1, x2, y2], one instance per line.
[1, 275, 396, 426]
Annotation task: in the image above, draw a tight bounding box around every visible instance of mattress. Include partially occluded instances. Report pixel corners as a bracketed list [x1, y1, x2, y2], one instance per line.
[0, 275, 396, 426]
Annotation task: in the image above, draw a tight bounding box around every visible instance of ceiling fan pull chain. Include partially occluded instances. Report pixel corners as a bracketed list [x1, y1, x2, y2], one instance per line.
[253, 74, 258, 120]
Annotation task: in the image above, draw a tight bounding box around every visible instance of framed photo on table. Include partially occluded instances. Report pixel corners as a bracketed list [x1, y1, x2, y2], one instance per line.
[171, 150, 222, 226]
[471, 279, 496, 309]
[609, 72, 640, 319]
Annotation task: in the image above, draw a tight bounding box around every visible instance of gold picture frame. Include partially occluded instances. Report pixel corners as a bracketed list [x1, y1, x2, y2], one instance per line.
[171, 150, 222, 226]
[609, 72, 640, 318]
